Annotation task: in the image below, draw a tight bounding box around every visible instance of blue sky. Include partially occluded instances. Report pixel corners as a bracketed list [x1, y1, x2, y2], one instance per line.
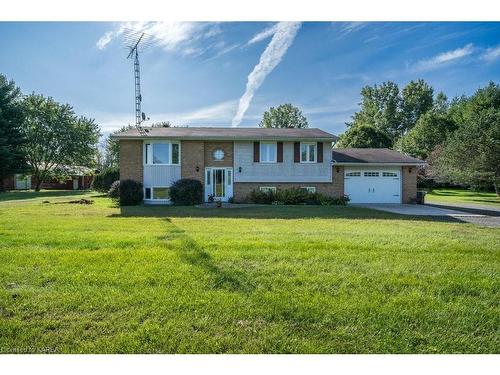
[0, 21, 499, 137]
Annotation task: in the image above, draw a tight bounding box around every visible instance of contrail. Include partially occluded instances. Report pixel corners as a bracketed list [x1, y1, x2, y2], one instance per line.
[231, 22, 301, 127]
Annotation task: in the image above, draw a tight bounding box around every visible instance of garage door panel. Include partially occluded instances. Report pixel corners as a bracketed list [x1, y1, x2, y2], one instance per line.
[344, 168, 401, 203]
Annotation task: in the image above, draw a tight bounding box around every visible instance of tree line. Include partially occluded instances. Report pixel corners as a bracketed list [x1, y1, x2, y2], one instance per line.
[336, 80, 499, 194]
[0, 74, 100, 191]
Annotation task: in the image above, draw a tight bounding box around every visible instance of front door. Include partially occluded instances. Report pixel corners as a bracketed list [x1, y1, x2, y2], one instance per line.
[204, 168, 233, 202]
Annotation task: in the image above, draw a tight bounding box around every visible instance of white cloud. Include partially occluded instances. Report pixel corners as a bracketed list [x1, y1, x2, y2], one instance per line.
[413, 43, 474, 72]
[481, 45, 500, 62]
[96, 22, 221, 56]
[231, 22, 301, 127]
[247, 23, 279, 45]
[336, 22, 368, 37]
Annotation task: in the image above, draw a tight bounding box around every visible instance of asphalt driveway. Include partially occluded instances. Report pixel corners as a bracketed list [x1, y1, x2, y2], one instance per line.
[354, 203, 500, 228]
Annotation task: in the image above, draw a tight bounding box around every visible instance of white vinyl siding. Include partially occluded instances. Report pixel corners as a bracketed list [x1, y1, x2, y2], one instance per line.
[234, 141, 331, 183]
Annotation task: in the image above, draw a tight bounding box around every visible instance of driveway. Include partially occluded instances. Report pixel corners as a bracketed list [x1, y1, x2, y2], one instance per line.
[354, 203, 500, 228]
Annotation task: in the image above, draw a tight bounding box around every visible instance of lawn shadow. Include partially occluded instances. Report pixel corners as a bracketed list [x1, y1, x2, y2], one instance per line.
[161, 218, 255, 294]
[0, 189, 89, 202]
[109, 204, 473, 225]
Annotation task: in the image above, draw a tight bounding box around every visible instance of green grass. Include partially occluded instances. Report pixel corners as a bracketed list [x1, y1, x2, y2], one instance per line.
[0, 191, 499, 353]
[426, 188, 500, 207]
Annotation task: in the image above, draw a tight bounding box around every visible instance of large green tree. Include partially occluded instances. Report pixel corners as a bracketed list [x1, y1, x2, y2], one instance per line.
[21, 94, 101, 191]
[0, 74, 27, 190]
[396, 111, 457, 160]
[433, 82, 500, 194]
[336, 124, 392, 148]
[400, 79, 434, 135]
[260, 104, 308, 128]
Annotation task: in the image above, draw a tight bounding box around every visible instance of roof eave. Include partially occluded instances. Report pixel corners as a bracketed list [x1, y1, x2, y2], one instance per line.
[111, 135, 336, 141]
[332, 161, 426, 166]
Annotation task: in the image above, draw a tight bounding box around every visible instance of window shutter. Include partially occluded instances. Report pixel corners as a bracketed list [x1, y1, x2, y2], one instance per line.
[277, 142, 283, 163]
[253, 141, 260, 162]
[317, 142, 323, 163]
[294, 142, 300, 163]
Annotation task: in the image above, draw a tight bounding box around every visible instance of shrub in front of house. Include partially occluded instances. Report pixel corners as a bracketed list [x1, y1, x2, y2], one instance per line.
[248, 188, 350, 206]
[108, 179, 143, 206]
[169, 178, 203, 205]
[92, 167, 120, 193]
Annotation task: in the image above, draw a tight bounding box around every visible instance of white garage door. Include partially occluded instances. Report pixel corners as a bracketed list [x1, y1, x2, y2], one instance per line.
[344, 168, 401, 203]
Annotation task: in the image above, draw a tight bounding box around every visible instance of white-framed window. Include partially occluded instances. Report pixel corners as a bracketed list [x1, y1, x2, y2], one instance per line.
[260, 142, 277, 163]
[364, 171, 380, 177]
[301, 186, 316, 193]
[259, 186, 276, 194]
[144, 187, 170, 200]
[382, 172, 398, 177]
[345, 171, 361, 177]
[300, 142, 317, 163]
[144, 142, 180, 165]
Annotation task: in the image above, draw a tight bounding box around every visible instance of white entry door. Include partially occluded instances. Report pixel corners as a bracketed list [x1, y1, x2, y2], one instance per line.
[344, 168, 401, 203]
[204, 168, 233, 202]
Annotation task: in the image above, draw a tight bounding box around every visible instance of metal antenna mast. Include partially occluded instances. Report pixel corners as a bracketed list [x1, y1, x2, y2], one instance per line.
[127, 33, 148, 136]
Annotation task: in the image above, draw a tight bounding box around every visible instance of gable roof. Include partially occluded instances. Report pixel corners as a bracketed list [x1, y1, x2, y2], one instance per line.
[110, 127, 337, 141]
[331, 148, 424, 165]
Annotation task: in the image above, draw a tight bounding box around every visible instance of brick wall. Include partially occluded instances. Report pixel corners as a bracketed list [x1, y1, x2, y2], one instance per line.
[402, 166, 417, 203]
[120, 140, 143, 183]
[204, 141, 233, 167]
[181, 140, 205, 183]
[332, 166, 344, 198]
[233, 181, 340, 202]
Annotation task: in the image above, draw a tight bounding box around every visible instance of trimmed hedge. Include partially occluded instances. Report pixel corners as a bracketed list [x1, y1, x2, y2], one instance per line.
[108, 179, 143, 206]
[248, 187, 350, 206]
[169, 179, 203, 205]
[92, 168, 120, 193]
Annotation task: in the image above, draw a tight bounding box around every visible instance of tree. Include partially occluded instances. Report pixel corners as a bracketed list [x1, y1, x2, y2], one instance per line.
[21, 94, 101, 191]
[102, 124, 135, 169]
[151, 121, 172, 128]
[400, 79, 434, 135]
[336, 124, 392, 148]
[260, 104, 308, 128]
[396, 111, 457, 160]
[433, 83, 500, 194]
[347, 81, 401, 141]
[0, 74, 27, 190]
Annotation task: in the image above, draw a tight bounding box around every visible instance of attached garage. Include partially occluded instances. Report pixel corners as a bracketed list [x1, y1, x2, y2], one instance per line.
[344, 167, 401, 203]
[332, 148, 425, 204]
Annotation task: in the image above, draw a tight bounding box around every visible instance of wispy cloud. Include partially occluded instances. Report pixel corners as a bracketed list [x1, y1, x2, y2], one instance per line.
[412, 43, 474, 72]
[96, 22, 221, 57]
[335, 22, 368, 38]
[247, 23, 279, 45]
[481, 45, 500, 62]
[232, 22, 301, 127]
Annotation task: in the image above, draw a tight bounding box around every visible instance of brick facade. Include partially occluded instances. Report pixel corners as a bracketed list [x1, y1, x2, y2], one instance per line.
[181, 141, 205, 183]
[332, 166, 344, 198]
[120, 140, 143, 183]
[204, 141, 233, 167]
[401, 166, 417, 203]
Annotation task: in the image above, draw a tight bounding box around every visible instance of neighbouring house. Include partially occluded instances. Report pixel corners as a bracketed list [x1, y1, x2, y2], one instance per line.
[111, 127, 424, 204]
[1, 165, 94, 191]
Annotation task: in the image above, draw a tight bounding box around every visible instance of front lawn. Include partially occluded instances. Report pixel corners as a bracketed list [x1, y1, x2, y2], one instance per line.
[425, 188, 500, 207]
[0, 191, 498, 353]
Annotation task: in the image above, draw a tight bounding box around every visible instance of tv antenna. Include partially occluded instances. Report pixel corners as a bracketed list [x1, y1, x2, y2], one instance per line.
[125, 30, 156, 136]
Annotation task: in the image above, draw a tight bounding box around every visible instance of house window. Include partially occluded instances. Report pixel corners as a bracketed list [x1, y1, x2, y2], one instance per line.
[301, 187, 316, 193]
[153, 187, 170, 200]
[145, 187, 170, 200]
[259, 186, 276, 194]
[382, 172, 398, 177]
[345, 171, 361, 177]
[364, 172, 380, 177]
[144, 142, 180, 165]
[300, 142, 316, 163]
[260, 142, 277, 163]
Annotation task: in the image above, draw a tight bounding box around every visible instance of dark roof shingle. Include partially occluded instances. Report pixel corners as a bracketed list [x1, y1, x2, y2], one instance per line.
[111, 126, 337, 141]
[332, 148, 424, 164]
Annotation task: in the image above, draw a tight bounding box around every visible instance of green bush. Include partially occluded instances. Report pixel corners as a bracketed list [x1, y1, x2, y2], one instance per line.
[108, 179, 143, 206]
[248, 188, 350, 206]
[92, 168, 120, 193]
[170, 179, 203, 205]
